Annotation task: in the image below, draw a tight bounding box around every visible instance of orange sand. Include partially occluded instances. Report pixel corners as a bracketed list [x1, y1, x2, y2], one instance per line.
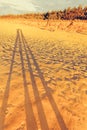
[0, 19, 87, 130]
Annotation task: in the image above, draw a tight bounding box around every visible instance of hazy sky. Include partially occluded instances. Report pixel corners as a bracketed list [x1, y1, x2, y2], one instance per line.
[0, 0, 87, 15]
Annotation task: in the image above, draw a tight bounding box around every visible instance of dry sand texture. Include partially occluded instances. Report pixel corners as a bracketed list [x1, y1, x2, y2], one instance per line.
[0, 19, 87, 130]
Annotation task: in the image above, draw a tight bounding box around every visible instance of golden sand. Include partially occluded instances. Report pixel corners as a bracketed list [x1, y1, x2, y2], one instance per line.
[0, 19, 87, 130]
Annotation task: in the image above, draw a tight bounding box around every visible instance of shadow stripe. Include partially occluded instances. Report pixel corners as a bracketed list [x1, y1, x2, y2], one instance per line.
[0, 30, 19, 130]
[20, 30, 49, 130]
[18, 30, 38, 130]
[21, 31, 68, 130]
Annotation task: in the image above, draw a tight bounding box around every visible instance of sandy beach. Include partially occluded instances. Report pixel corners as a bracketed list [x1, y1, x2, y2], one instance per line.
[0, 19, 87, 130]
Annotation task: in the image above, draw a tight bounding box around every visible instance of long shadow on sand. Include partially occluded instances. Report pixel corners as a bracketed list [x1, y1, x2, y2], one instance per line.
[20, 30, 49, 130]
[0, 29, 68, 130]
[17, 30, 38, 130]
[21, 30, 68, 130]
[0, 30, 19, 130]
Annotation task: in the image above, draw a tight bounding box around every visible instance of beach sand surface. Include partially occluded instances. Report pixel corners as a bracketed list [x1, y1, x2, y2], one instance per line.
[0, 19, 87, 130]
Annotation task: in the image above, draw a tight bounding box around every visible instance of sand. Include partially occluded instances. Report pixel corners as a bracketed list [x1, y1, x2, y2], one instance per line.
[0, 19, 87, 130]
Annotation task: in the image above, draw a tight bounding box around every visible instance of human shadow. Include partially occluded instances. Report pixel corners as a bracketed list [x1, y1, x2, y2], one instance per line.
[20, 30, 49, 130]
[21, 31, 68, 130]
[18, 30, 38, 130]
[0, 30, 19, 130]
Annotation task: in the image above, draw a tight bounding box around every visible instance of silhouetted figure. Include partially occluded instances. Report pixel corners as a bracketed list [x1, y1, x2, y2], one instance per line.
[43, 12, 49, 20]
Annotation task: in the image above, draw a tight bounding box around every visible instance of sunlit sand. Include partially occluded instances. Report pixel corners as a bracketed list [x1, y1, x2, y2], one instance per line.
[0, 18, 87, 130]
